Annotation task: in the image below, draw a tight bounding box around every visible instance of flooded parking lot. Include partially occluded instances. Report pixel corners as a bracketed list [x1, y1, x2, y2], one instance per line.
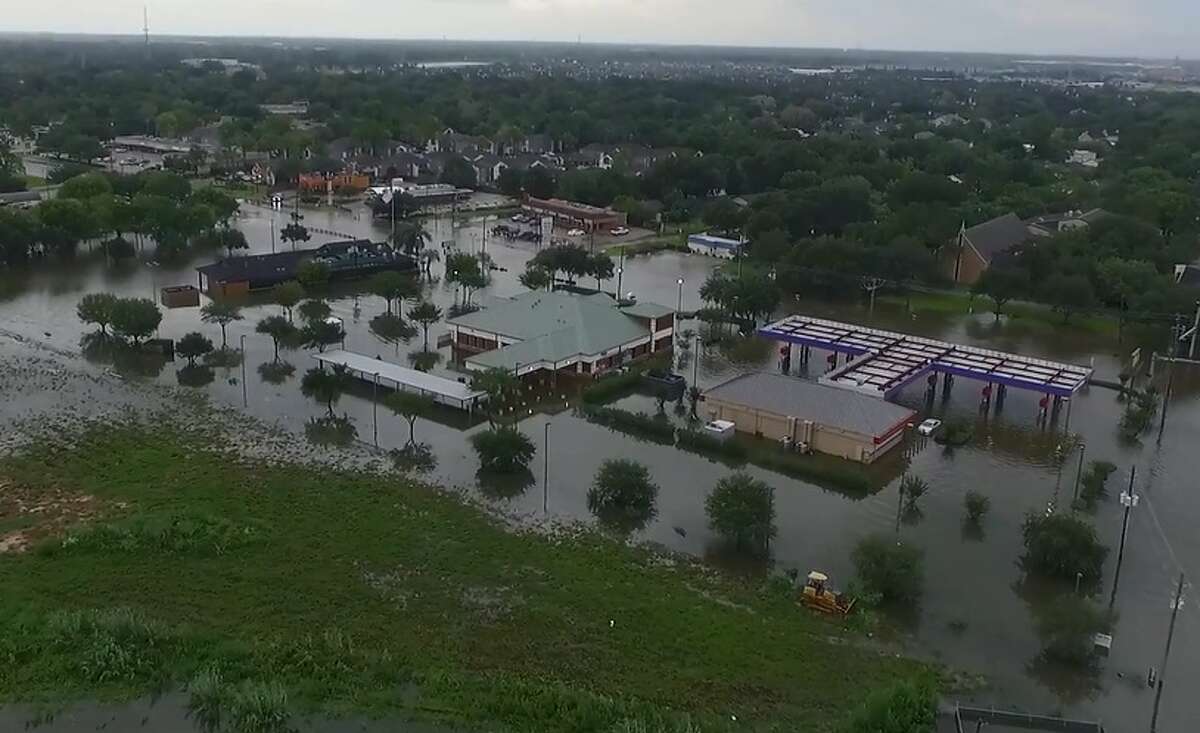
[1, 200, 1197, 732]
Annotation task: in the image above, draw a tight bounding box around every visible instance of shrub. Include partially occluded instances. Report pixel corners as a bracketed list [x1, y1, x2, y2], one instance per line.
[964, 491, 990, 524]
[581, 370, 643, 404]
[581, 405, 675, 444]
[705, 473, 776, 553]
[177, 332, 214, 366]
[900, 475, 929, 509]
[934, 418, 973, 446]
[587, 459, 659, 532]
[1035, 595, 1113, 666]
[839, 680, 936, 733]
[851, 534, 924, 605]
[1021, 512, 1108, 583]
[1076, 460, 1117, 510]
[471, 427, 536, 473]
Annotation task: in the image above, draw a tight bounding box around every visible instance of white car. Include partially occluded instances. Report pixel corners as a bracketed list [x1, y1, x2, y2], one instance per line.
[916, 418, 942, 436]
[567, 228, 585, 237]
[610, 226, 630, 236]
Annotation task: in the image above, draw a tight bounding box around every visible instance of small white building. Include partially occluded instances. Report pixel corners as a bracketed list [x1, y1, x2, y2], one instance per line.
[687, 233, 744, 260]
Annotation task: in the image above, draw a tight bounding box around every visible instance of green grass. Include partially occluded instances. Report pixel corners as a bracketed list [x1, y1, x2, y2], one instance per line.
[879, 290, 1118, 336]
[0, 424, 928, 731]
[24, 175, 47, 188]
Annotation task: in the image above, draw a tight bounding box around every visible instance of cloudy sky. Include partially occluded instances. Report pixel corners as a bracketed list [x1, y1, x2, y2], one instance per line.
[6, 0, 1199, 59]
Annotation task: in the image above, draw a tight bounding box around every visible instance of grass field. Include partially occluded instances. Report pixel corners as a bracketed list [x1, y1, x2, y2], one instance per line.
[0, 423, 930, 731]
[879, 289, 1118, 337]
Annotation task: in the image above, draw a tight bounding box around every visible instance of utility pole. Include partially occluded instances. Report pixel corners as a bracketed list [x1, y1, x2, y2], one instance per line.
[861, 276, 885, 314]
[1158, 318, 1181, 440]
[1149, 573, 1186, 733]
[239, 335, 247, 408]
[1108, 466, 1137, 612]
[372, 372, 379, 447]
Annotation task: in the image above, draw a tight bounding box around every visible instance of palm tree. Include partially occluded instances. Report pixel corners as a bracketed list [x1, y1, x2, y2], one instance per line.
[392, 220, 431, 257]
[418, 246, 441, 280]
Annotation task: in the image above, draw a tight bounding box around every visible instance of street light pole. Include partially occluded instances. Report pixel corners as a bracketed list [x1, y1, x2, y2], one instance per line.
[543, 421, 550, 515]
[676, 278, 684, 314]
[1071, 444, 1086, 505]
[239, 334, 247, 408]
[372, 372, 379, 446]
[616, 267, 624, 300]
[692, 332, 700, 386]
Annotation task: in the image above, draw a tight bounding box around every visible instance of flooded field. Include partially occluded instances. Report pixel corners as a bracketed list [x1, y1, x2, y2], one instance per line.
[1, 200, 1196, 732]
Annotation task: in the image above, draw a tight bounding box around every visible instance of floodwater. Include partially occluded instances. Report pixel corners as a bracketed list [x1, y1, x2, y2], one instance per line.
[1, 200, 1197, 733]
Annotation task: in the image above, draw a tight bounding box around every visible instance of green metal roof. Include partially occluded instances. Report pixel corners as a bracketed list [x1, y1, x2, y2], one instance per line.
[450, 291, 669, 370]
[618, 301, 674, 319]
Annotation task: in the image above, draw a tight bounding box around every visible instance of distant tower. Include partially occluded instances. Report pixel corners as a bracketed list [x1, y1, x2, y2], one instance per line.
[143, 5, 150, 54]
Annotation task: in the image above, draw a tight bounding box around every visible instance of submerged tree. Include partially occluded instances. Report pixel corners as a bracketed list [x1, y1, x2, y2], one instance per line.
[300, 365, 350, 416]
[76, 293, 120, 336]
[386, 391, 435, 445]
[587, 459, 659, 532]
[255, 315, 297, 362]
[1021, 512, 1108, 583]
[852, 534, 924, 605]
[705, 473, 776, 554]
[177, 332, 214, 366]
[200, 301, 243, 349]
[110, 298, 162, 345]
[471, 427, 536, 474]
[273, 280, 305, 322]
[408, 300, 443, 351]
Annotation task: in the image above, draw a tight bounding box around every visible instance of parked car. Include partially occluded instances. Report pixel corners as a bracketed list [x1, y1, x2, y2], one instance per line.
[610, 226, 630, 236]
[567, 228, 585, 237]
[917, 418, 942, 436]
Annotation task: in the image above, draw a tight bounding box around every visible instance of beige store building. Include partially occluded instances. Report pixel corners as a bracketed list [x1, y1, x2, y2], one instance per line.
[701, 372, 916, 464]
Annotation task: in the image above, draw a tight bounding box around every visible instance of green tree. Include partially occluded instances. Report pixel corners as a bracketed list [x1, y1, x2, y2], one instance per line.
[300, 365, 350, 416]
[76, 293, 119, 336]
[280, 222, 310, 250]
[705, 473, 776, 553]
[255, 315, 297, 362]
[900, 475, 929, 511]
[973, 267, 1028, 320]
[301, 319, 344, 352]
[273, 281, 305, 322]
[200, 301, 243, 349]
[391, 220, 430, 256]
[470, 427, 536, 473]
[587, 459, 659, 532]
[1035, 595, 1114, 667]
[218, 228, 249, 258]
[385, 391, 435, 445]
[852, 534, 924, 605]
[110, 297, 162, 345]
[369, 271, 417, 316]
[58, 172, 113, 201]
[408, 301, 443, 351]
[177, 332, 214, 366]
[1021, 512, 1108, 583]
[297, 299, 332, 324]
[519, 266, 552, 291]
[1042, 273, 1096, 323]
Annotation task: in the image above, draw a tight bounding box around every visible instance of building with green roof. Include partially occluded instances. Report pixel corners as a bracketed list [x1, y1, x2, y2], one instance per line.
[447, 290, 675, 377]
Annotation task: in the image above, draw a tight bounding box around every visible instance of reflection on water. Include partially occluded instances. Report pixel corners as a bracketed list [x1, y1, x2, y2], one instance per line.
[304, 415, 359, 447]
[476, 468, 535, 501]
[177, 364, 216, 388]
[390, 442, 437, 474]
[258, 360, 297, 385]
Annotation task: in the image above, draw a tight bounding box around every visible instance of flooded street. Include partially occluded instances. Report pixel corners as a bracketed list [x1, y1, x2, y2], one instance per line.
[1, 200, 1197, 732]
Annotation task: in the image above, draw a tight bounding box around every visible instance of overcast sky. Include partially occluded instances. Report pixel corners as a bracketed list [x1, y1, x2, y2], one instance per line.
[7, 0, 1199, 59]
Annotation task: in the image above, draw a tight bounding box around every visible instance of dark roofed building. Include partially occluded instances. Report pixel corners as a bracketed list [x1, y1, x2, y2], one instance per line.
[948, 213, 1032, 285]
[197, 240, 415, 297]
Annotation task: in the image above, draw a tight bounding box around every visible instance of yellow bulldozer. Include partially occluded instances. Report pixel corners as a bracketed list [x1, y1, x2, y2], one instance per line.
[799, 571, 856, 616]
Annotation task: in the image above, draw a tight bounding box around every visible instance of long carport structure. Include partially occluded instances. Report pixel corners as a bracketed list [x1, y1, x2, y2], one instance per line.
[758, 315, 1092, 400]
[313, 350, 486, 411]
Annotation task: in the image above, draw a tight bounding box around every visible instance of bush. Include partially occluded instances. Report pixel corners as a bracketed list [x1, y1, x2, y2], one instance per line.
[900, 475, 929, 509]
[1076, 460, 1117, 510]
[1120, 388, 1159, 440]
[471, 427, 536, 473]
[934, 418, 973, 446]
[581, 370, 643, 404]
[851, 534, 924, 605]
[1036, 595, 1113, 666]
[839, 680, 936, 733]
[1021, 512, 1108, 583]
[705, 473, 776, 553]
[177, 332, 214, 366]
[964, 491, 990, 524]
[748, 449, 875, 495]
[581, 405, 675, 444]
[587, 459, 659, 531]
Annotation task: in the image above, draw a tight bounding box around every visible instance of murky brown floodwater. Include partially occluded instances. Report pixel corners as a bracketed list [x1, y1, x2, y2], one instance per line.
[1, 200, 1196, 732]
